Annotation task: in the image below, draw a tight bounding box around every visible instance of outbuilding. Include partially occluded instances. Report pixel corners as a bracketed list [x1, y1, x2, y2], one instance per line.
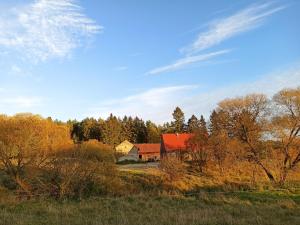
[160, 133, 193, 158]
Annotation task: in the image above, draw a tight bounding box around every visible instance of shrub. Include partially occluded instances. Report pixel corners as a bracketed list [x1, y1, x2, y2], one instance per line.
[159, 157, 186, 182]
[41, 140, 119, 199]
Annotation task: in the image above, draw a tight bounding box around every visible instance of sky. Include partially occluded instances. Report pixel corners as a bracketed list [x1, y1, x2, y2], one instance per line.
[0, 0, 300, 124]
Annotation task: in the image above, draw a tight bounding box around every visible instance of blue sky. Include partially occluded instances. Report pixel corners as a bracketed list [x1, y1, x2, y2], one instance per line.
[0, 0, 300, 123]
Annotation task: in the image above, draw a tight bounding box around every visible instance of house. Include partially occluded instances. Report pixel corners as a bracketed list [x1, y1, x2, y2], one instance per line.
[115, 140, 139, 162]
[115, 140, 160, 162]
[115, 140, 134, 154]
[135, 143, 161, 161]
[160, 133, 193, 158]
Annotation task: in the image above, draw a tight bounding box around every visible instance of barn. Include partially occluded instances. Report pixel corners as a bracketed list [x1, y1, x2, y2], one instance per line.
[116, 141, 160, 162]
[115, 140, 134, 154]
[135, 143, 161, 161]
[115, 140, 139, 162]
[160, 133, 193, 158]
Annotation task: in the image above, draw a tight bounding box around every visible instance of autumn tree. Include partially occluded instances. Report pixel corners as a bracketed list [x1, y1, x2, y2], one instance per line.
[187, 115, 209, 173]
[81, 118, 101, 141]
[187, 128, 209, 173]
[271, 87, 300, 185]
[217, 94, 276, 182]
[209, 111, 229, 171]
[0, 114, 72, 194]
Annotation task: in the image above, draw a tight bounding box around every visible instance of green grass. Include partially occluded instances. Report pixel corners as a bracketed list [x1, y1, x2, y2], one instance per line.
[0, 191, 299, 225]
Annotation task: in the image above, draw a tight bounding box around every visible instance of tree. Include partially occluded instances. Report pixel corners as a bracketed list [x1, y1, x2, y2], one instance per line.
[69, 120, 83, 142]
[199, 115, 208, 135]
[81, 118, 101, 141]
[187, 115, 200, 132]
[209, 111, 229, 171]
[187, 126, 210, 173]
[0, 114, 72, 195]
[217, 94, 276, 182]
[102, 114, 123, 146]
[271, 87, 300, 185]
[132, 117, 147, 143]
[162, 122, 173, 133]
[209, 130, 229, 172]
[172, 107, 185, 133]
[121, 116, 135, 142]
[146, 121, 161, 143]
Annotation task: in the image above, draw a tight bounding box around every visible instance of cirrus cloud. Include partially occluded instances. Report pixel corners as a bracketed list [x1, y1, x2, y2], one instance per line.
[0, 0, 102, 63]
[181, 2, 286, 55]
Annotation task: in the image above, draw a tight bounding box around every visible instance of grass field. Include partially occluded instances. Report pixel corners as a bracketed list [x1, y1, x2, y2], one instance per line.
[1, 164, 300, 225]
[1, 191, 300, 225]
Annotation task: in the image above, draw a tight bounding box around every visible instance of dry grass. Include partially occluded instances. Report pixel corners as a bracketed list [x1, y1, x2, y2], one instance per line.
[0, 191, 299, 225]
[1, 162, 300, 225]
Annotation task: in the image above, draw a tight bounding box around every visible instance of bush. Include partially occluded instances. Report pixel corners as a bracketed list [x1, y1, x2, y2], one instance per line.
[159, 157, 186, 182]
[1, 140, 120, 199]
[41, 140, 119, 199]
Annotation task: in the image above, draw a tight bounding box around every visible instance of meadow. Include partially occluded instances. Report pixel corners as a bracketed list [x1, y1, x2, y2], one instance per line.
[1, 190, 300, 225]
[1, 165, 300, 225]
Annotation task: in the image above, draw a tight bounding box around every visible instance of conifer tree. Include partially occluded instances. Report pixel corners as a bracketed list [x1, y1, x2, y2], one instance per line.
[187, 114, 200, 132]
[172, 106, 185, 133]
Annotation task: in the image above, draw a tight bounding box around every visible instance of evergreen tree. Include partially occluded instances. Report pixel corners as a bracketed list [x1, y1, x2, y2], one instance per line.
[81, 118, 101, 141]
[68, 119, 82, 142]
[132, 117, 147, 143]
[209, 110, 230, 136]
[102, 114, 123, 146]
[209, 110, 219, 135]
[187, 115, 200, 132]
[172, 106, 185, 133]
[162, 122, 173, 133]
[121, 116, 135, 142]
[146, 121, 161, 143]
[199, 115, 208, 136]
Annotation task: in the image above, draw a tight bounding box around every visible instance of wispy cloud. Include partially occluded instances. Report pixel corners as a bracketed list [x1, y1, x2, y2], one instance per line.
[0, 0, 102, 63]
[181, 2, 285, 55]
[146, 50, 230, 75]
[86, 85, 198, 122]
[182, 64, 300, 121]
[87, 64, 300, 123]
[0, 96, 42, 108]
[146, 2, 285, 75]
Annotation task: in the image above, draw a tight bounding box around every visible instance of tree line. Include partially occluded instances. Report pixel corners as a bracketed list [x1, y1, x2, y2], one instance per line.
[65, 108, 208, 145]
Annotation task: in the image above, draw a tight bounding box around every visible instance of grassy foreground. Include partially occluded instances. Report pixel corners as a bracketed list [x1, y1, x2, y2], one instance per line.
[1, 191, 300, 225]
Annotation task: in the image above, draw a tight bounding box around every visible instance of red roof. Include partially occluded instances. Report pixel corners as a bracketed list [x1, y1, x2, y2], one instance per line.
[161, 133, 193, 152]
[134, 143, 160, 154]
